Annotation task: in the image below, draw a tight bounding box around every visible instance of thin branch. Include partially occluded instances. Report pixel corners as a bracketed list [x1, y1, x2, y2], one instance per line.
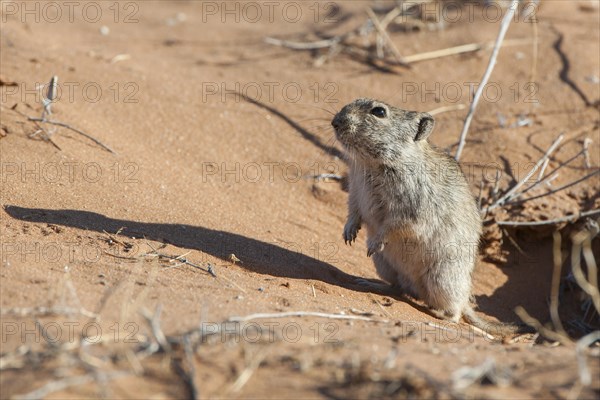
[380, 4, 402, 29]
[12, 372, 129, 400]
[228, 348, 268, 393]
[141, 305, 172, 354]
[28, 117, 116, 154]
[264, 20, 369, 52]
[148, 251, 217, 277]
[486, 133, 564, 211]
[583, 138, 592, 168]
[501, 228, 527, 257]
[142, 240, 217, 277]
[550, 232, 568, 335]
[424, 321, 465, 339]
[528, 7, 539, 117]
[496, 209, 600, 227]
[581, 229, 599, 313]
[29, 119, 62, 150]
[455, 0, 519, 161]
[515, 306, 572, 344]
[571, 229, 600, 313]
[227, 311, 389, 323]
[537, 158, 550, 182]
[102, 229, 132, 248]
[266, 33, 530, 66]
[0, 306, 98, 319]
[403, 43, 482, 64]
[576, 331, 600, 386]
[366, 7, 409, 66]
[264, 36, 343, 50]
[13, 375, 95, 400]
[510, 169, 599, 205]
[519, 147, 586, 198]
[404, 38, 531, 64]
[5, 83, 113, 154]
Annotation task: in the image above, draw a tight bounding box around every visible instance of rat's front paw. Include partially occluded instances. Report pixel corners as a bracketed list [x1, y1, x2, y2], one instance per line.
[343, 221, 360, 245]
[366, 237, 385, 257]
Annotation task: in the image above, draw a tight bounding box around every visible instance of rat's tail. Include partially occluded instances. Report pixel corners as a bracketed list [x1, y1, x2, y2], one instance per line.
[462, 306, 532, 339]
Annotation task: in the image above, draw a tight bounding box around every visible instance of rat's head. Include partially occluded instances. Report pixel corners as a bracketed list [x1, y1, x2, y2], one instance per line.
[331, 98, 434, 165]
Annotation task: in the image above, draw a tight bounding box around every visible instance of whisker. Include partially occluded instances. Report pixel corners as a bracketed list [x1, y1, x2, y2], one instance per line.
[306, 124, 334, 131]
[296, 117, 332, 123]
[293, 103, 336, 116]
[326, 103, 339, 116]
[326, 134, 338, 149]
[313, 133, 344, 161]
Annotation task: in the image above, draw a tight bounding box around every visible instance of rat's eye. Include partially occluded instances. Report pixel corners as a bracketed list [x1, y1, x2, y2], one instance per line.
[370, 107, 386, 118]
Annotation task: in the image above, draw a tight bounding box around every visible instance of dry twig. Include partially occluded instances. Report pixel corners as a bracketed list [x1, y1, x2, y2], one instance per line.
[141, 305, 172, 355]
[528, 6, 539, 117]
[142, 241, 217, 278]
[267, 32, 529, 68]
[515, 306, 571, 344]
[13, 372, 130, 400]
[518, 146, 588, 198]
[228, 311, 389, 323]
[28, 117, 116, 154]
[571, 225, 600, 313]
[452, 358, 512, 390]
[583, 138, 593, 168]
[550, 232, 568, 336]
[455, 0, 519, 161]
[366, 7, 409, 66]
[228, 347, 268, 393]
[0, 306, 97, 319]
[511, 170, 600, 206]
[576, 331, 600, 386]
[15, 75, 117, 153]
[496, 209, 600, 227]
[485, 133, 564, 212]
[264, 36, 344, 50]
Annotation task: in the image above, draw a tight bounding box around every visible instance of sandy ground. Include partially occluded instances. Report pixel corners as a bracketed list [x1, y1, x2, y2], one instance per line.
[1, 0, 599, 398]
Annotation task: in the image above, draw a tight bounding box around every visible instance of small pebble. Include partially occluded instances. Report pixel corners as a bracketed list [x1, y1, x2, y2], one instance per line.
[585, 75, 599, 84]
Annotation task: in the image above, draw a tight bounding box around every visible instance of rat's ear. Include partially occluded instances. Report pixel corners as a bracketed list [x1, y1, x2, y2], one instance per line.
[414, 113, 434, 141]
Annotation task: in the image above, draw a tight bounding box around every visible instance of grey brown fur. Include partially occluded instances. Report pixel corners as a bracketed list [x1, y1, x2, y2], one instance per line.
[332, 98, 510, 333]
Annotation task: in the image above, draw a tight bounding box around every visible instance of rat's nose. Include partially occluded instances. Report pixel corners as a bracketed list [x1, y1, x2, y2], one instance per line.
[331, 115, 341, 129]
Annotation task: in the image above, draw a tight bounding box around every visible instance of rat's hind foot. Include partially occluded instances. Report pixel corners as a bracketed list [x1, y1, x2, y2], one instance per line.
[428, 307, 460, 323]
[366, 238, 385, 257]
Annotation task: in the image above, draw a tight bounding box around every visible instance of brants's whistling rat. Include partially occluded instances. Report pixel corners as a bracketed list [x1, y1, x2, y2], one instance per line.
[332, 98, 515, 336]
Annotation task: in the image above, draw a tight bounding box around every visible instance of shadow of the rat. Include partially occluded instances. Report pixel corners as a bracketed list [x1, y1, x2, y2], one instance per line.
[3, 205, 387, 296]
[4, 205, 543, 324]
